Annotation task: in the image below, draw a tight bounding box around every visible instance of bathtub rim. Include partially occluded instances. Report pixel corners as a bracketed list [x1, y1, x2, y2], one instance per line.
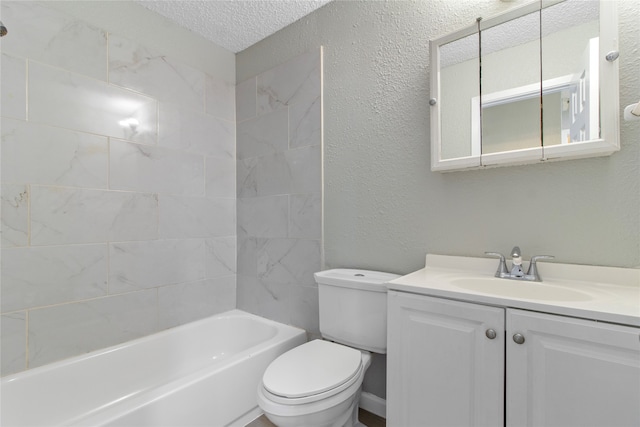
[1, 309, 307, 427]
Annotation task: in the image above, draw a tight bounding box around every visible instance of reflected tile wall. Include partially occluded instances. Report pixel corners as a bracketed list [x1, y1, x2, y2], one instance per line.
[236, 49, 322, 335]
[0, 2, 236, 375]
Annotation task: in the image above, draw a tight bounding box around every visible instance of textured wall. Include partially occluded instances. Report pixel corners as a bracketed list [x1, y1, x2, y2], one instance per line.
[235, 50, 323, 336]
[0, 1, 236, 376]
[238, 0, 640, 274]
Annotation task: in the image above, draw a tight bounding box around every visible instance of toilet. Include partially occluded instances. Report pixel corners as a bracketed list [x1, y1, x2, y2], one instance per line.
[257, 269, 400, 427]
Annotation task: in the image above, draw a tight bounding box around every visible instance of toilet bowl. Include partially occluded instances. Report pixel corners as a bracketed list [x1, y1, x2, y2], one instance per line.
[257, 269, 400, 427]
[257, 340, 372, 427]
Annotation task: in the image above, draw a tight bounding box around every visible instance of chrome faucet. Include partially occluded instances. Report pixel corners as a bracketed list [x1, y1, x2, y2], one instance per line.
[485, 247, 554, 282]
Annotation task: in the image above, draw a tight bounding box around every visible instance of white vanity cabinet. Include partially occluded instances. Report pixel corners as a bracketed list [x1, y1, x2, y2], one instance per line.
[387, 290, 640, 427]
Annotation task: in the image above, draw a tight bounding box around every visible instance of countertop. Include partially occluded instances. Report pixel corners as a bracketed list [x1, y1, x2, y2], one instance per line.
[387, 254, 640, 327]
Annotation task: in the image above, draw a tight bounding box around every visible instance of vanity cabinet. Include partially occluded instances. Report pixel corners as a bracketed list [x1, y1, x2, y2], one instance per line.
[387, 291, 640, 427]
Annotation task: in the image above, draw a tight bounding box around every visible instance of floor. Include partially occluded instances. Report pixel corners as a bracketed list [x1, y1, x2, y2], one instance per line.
[247, 409, 386, 427]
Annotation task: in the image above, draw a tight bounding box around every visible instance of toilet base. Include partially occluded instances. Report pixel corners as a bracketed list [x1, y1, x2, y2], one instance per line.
[262, 389, 363, 427]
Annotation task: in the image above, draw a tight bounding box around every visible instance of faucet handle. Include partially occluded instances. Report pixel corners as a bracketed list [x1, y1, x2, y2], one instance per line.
[485, 252, 508, 277]
[526, 255, 555, 281]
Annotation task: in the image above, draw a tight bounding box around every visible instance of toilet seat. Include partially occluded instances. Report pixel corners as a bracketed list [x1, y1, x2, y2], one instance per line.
[261, 340, 364, 405]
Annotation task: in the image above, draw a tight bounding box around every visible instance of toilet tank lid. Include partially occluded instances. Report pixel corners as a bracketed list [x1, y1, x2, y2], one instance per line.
[314, 269, 401, 292]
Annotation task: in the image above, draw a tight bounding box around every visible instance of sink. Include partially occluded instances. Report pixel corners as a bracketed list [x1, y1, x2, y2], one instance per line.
[450, 277, 593, 301]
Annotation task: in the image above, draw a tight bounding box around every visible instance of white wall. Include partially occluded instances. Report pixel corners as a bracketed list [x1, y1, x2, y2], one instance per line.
[237, 0, 640, 274]
[0, 1, 236, 376]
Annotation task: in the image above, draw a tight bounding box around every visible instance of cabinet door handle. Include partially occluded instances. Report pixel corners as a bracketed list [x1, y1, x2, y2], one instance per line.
[512, 333, 525, 344]
[485, 329, 497, 339]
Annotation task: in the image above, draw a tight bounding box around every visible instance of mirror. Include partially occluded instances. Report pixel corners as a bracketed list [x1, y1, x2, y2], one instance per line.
[430, 0, 619, 172]
[439, 31, 480, 167]
[479, 9, 542, 165]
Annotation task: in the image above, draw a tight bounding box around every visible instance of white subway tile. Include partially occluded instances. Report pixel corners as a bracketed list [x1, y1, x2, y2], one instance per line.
[205, 156, 236, 198]
[256, 50, 321, 115]
[109, 139, 204, 196]
[0, 2, 107, 81]
[286, 145, 322, 194]
[159, 195, 235, 239]
[255, 152, 291, 196]
[1, 184, 29, 248]
[1, 53, 26, 120]
[159, 103, 234, 158]
[237, 108, 288, 159]
[1, 312, 26, 376]
[1, 118, 108, 188]
[109, 239, 206, 293]
[289, 193, 322, 239]
[28, 290, 157, 368]
[158, 277, 236, 330]
[257, 238, 321, 286]
[206, 237, 237, 278]
[236, 77, 257, 122]
[109, 34, 205, 111]
[289, 285, 320, 335]
[28, 62, 157, 145]
[236, 275, 291, 325]
[237, 237, 258, 277]
[30, 186, 158, 245]
[237, 157, 258, 198]
[1, 245, 108, 312]
[290, 95, 321, 149]
[205, 75, 235, 121]
[237, 196, 288, 238]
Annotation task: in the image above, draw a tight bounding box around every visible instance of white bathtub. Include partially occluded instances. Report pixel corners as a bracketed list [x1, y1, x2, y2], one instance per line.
[1, 310, 306, 427]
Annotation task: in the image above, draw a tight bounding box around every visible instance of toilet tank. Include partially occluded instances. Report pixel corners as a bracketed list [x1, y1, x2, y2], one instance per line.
[314, 269, 400, 354]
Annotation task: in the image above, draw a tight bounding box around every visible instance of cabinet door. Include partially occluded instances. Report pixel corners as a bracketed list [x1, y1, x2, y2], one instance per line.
[387, 291, 504, 427]
[507, 309, 640, 427]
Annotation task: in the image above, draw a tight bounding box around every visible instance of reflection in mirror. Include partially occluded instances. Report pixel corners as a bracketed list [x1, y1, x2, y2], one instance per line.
[439, 33, 479, 161]
[541, 0, 600, 148]
[479, 10, 541, 157]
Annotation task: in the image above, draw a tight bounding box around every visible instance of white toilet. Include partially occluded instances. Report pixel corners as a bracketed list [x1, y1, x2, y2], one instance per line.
[257, 269, 400, 427]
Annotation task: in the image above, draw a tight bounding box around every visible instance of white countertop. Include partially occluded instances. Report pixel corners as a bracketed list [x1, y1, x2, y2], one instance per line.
[387, 254, 640, 327]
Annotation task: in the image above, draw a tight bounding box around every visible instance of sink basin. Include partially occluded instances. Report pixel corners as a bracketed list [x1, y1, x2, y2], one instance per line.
[450, 277, 593, 301]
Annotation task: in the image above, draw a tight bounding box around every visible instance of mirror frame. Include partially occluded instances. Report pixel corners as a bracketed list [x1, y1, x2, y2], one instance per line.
[430, 0, 619, 172]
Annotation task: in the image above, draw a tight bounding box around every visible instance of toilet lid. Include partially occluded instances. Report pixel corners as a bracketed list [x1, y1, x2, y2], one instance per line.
[262, 340, 362, 399]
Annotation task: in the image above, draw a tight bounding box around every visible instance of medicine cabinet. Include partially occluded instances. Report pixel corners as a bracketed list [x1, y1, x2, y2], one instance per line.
[430, 0, 619, 172]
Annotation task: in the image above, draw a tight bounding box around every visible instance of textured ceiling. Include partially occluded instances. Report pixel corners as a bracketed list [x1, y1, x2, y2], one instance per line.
[135, 0, 332, 53]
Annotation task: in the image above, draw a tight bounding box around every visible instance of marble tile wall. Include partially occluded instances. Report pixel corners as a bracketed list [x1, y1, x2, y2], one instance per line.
[0, 2, 236, 375]
[236, 50, 323, 336]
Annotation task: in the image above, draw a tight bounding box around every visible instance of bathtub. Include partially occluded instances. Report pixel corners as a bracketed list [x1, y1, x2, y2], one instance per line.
[1, 310, 307, 427]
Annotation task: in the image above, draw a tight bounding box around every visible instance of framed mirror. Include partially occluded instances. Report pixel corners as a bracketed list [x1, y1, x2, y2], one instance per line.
[430, 0, 619, 172]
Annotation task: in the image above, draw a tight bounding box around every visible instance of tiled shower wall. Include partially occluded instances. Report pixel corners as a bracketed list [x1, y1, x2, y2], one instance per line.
[236, 50, 323, 336]
[0, 2, 236, 375]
